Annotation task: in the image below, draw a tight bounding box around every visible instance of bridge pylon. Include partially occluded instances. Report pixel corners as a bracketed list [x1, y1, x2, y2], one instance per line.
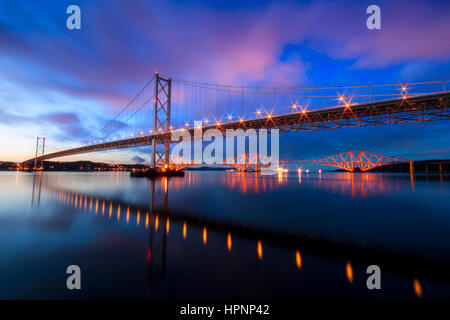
[151, 73, 171, 168]
[34, 137, 46, 170]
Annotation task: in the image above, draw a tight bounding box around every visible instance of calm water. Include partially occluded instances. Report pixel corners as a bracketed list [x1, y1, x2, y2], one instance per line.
[0, 170, 450, 300]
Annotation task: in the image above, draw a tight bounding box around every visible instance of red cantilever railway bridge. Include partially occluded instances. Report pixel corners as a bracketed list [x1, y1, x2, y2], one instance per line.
[23, 77, 449, 170]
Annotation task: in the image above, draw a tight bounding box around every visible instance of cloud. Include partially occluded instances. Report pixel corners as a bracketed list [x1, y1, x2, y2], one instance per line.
[0, 109, 32, 124]
[1, 0, 448, 100]
[0, 109, 90, 143]
[306, 0, 450, 68]
[47, 112, 79, 124]
[43, 112, 90, 141]
[131, 155, 146, 163]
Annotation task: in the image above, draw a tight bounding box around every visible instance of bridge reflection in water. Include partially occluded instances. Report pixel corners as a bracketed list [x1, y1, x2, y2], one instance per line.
[29, 170, 450, 299]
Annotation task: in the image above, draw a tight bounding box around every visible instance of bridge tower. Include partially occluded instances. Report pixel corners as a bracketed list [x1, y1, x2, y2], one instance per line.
[151, 73, 172, 167]
[34, 137, 46, 170]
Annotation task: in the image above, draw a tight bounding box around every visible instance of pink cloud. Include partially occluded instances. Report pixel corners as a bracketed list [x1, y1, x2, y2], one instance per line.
[306, 0, 450, 67]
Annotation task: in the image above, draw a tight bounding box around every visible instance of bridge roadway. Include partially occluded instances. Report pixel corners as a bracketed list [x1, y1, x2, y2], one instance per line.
[23, 92, 449, 165]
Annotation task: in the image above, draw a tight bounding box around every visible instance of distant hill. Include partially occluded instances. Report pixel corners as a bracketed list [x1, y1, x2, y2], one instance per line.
[0, 162, 16, 170]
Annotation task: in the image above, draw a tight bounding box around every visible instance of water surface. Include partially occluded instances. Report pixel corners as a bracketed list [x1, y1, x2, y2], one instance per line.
[0, 171, 449, 300]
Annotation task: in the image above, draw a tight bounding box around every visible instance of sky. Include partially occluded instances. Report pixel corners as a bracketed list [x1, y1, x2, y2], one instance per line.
[0, 0, 449, 163]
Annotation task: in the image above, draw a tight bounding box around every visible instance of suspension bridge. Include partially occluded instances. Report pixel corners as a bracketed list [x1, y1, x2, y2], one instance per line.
[22, 73, 449, 172]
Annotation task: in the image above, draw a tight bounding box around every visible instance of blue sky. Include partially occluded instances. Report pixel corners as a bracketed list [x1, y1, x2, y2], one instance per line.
[0, 0, 449, 163]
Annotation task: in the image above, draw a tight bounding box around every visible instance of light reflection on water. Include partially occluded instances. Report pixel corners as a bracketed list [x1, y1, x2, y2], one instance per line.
[0, 171, 450, 299]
